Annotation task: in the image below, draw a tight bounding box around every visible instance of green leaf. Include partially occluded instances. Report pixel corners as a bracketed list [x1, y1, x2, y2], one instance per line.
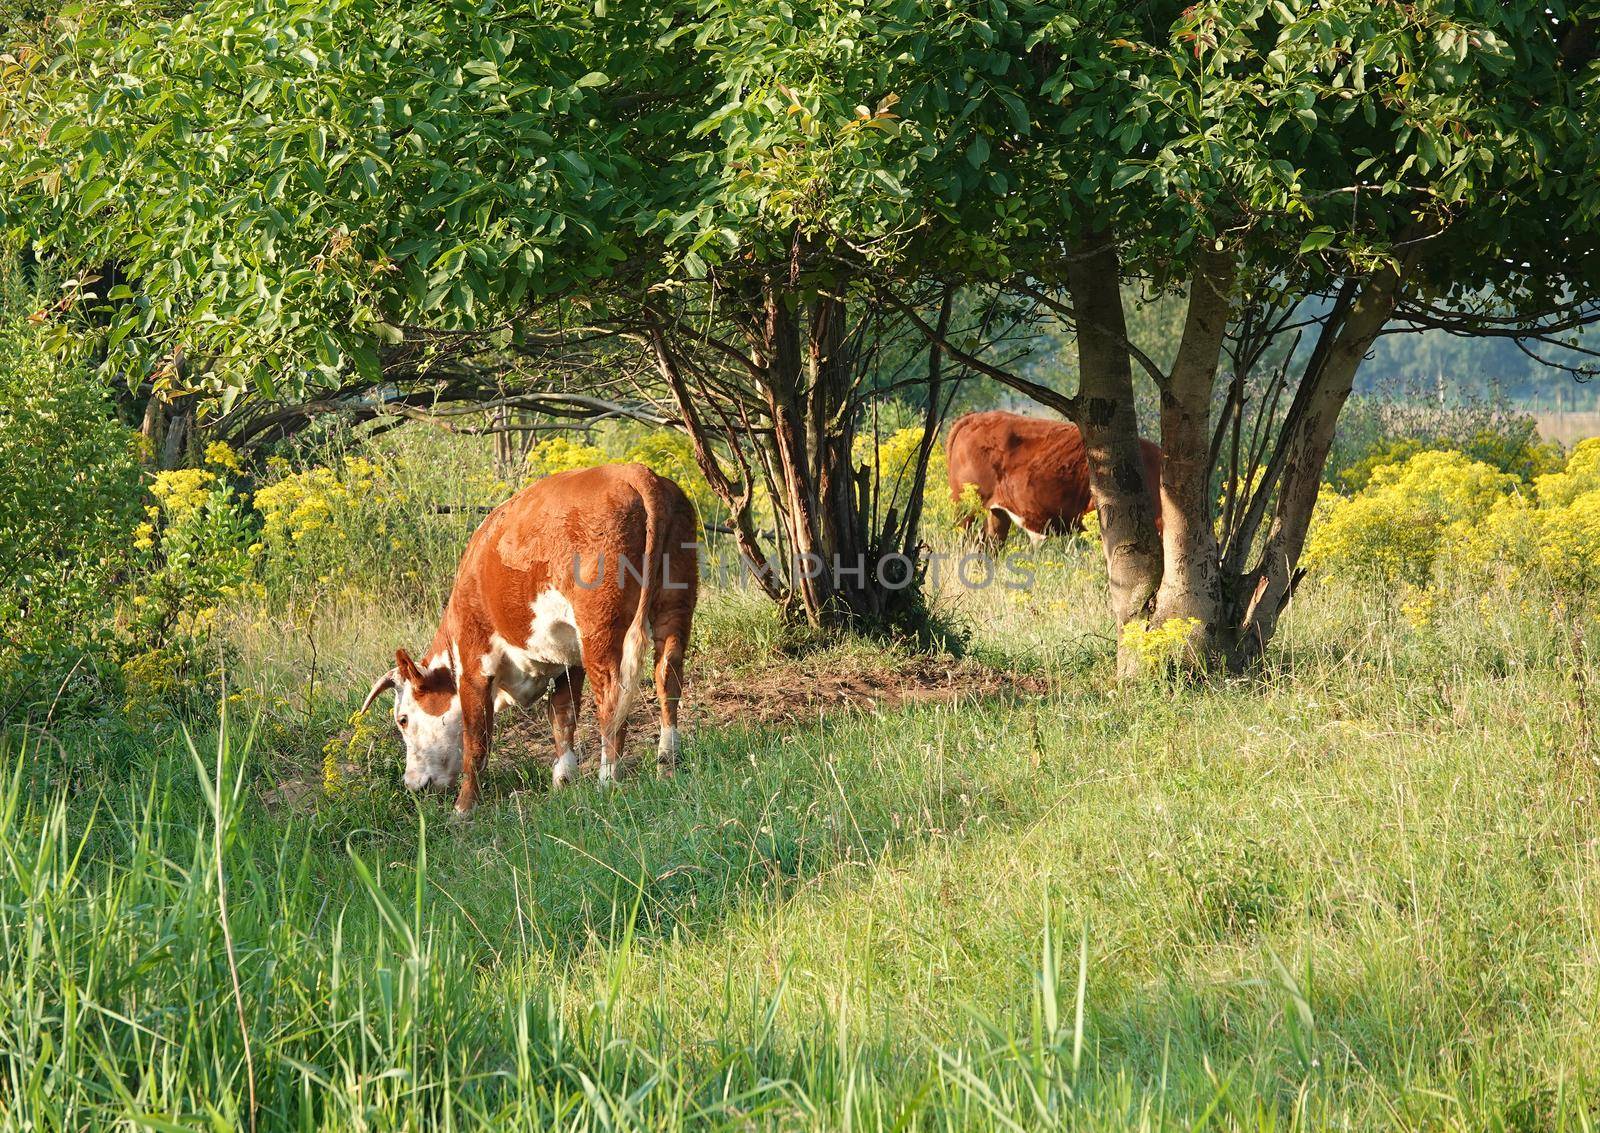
[1298, 227, 1336, 253]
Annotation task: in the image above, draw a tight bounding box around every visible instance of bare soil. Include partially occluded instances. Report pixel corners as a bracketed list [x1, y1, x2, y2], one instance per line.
[500, 650, 1051, 773]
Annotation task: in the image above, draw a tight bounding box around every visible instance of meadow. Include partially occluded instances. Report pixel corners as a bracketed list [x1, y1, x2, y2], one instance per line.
[5, 496, 1599, 1128]
[7, 4, 1600, 1124]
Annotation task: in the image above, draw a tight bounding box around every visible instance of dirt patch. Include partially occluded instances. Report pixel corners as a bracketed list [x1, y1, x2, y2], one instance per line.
[500, 651, 1050, 772]
[679, 653, 1049, 733]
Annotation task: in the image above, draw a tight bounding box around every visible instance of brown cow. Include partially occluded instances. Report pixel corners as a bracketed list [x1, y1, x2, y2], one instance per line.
[947, 410, 1163, 546]
[362, 463, 699, 813]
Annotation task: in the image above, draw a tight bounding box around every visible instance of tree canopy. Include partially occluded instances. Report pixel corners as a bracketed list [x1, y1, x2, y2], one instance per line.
[6, 0, 1600, 649]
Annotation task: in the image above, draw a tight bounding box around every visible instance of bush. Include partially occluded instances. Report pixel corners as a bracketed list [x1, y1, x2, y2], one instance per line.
[250, 449, 441, 597]
[0, 315, 144, 715]
[1329, 399, 1562, 491]
[856, 425, 965, 538]
[1454, 438, 1600, 594]
[134, 453, 259, 640]
[1309, 439, 1600, 602]
[1303, 449, 1516, 587]
[522, 435, 607, 478]
[528, 427, 723, 530]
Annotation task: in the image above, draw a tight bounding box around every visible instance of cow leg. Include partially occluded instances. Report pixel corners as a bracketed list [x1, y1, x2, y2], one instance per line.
[547, 667, 584, 789]
[454, 675, 494, 815]
[587, 664, 631, 785]
[653, 632, 686, 778]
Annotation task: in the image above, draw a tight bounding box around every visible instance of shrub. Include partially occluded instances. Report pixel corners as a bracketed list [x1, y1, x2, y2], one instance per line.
[856, 426, 963, 537]
[611, 427, 721, 529]
[1303, 449, 1516, 587]
[523, 435, 606, 478]
[0, 315, 143, 715]
[526, 427, 724, 530]
[1330, 400, 1562, 491]
[1454, 439, 1600, 594]
[1120, 616, 1204, 676]
[252, 453, 415, 591]
[1532, 437, 1600, 508]
[135, 462, 258, 640]
[1335, 437, 1428, 494]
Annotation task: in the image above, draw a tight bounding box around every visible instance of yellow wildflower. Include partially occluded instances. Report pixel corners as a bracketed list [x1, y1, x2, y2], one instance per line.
[204, 441, 243, 473]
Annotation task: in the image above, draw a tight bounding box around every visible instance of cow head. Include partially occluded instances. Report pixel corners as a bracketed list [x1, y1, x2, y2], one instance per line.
[361, 648, 463, 791]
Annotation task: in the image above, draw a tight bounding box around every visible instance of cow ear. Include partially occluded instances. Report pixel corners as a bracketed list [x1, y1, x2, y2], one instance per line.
[361, 669, 398, 714]
[395, 648, 424, 685]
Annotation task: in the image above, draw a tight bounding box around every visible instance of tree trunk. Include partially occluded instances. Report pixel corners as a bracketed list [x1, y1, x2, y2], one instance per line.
[1226, 264, 1405, 667]
[649, 277, 939, 633]
[1065, 234, 1163, 663]
[1150, 249, 1236, 663]
[1059, 246, 1404, 674]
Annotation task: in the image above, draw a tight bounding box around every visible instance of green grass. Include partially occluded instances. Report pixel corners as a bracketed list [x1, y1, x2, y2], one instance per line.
[4, 569, 1600, 1129]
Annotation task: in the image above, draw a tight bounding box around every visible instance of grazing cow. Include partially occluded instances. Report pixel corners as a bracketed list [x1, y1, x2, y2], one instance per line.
[362, 463, 699, 814]
[946, 410, 1163, 546]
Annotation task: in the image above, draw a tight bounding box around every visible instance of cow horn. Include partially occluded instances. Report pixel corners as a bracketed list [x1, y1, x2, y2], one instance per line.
[361, 669, 399, 714]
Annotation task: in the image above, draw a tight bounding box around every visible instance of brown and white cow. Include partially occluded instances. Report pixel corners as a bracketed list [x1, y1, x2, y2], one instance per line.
[362, 463, 699, 813]
[947, 410, 1163, 546]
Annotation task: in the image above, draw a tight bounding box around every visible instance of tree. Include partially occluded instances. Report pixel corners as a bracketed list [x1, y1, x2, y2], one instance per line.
[8, 0, 1600, 653]
[0, 0, 1073, 628]
[898, 1, 1600, 669]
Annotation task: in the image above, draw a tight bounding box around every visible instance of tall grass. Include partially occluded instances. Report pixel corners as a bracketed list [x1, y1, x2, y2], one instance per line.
[5, 570, 1600, 1128]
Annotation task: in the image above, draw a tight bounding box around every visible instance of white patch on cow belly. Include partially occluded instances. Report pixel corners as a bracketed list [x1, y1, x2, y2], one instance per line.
[526, 588, 583, 666]
[999, 507, 1046, 547]
[481, 588, 583, 707]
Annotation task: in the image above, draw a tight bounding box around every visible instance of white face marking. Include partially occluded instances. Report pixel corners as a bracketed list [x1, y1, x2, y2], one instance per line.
[394, 677, 463, 791]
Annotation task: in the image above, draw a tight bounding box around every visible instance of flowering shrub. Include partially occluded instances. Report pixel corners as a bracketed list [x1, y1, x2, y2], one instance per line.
[1452, 439, 1600, 593]
[620, 429, 721, 527]
[1533, 437, 1600, 508]
[204, 440, 243, 474]
[133, 462, 257, 645]
[1302, 449, 1516, 587]
[251, 453, 407, 589]
[1329, 400, 1563, 490]
[1121, 617, 1204, 676]
[255, 455, 386, 546]
[524, 436, 607, 479]
[856, 427, 963, 536]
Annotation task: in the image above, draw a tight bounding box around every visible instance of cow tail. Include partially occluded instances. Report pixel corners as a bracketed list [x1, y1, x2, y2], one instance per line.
[617, 478, 661, 715]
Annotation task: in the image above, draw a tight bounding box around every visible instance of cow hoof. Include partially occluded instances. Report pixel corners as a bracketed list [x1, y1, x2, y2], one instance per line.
[596, 764, 619, 789]
[551, 750, 579, 790]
